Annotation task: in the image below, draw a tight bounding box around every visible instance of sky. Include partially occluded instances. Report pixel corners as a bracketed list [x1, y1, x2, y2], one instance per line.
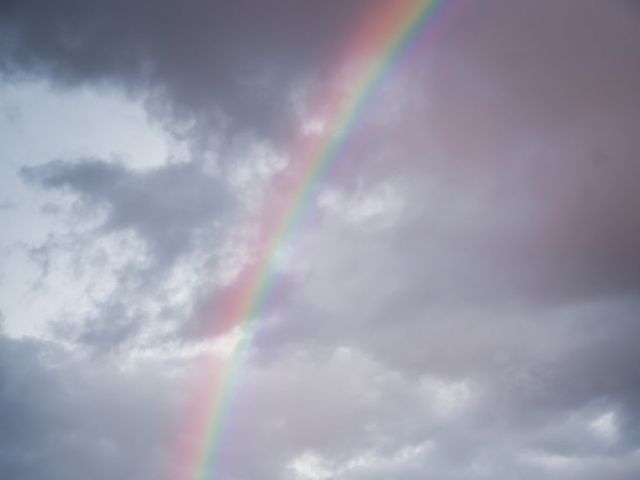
[1, 0, 640, 479]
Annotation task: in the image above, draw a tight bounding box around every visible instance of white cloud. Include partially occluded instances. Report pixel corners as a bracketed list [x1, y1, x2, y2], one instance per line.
[589, 410, 619, 444]
[318, 181, 404, 229]
[419, 377, 476, 419]
[287, 451, 334, 480]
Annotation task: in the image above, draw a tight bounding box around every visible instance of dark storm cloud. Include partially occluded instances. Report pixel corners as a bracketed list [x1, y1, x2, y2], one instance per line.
[0, 333, 183, 480]
[419, 0, 640, 302]
[335, 0, 640, 304]
[0, 0, 371, 139]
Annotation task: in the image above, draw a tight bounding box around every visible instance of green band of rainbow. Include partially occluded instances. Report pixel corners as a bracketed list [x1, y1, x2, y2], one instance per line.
[176, 1, 447, 479]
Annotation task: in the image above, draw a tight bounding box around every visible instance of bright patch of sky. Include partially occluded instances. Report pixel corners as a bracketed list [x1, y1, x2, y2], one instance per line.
[0, 80, 171, 338]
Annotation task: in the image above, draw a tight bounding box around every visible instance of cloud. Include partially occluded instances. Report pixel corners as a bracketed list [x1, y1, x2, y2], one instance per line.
[21, 158, 231, 263]
[2, 0, 640, 479]
[18, 158, 233, 349]
[0, 333, 186, 480]
[0, 0, 374, 141]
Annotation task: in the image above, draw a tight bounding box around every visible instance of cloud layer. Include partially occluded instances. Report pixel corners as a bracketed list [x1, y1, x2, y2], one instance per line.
[1, 1, 640, 479]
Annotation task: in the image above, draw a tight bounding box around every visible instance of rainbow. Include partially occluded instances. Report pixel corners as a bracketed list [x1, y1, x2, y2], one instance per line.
[175, 1, 448, 478]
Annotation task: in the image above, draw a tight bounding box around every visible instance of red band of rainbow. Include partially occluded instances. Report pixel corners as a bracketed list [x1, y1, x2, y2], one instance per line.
[174, 2, 448, 479]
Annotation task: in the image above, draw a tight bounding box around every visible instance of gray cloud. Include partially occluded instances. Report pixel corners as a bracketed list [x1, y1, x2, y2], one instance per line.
[18, 158, 232, 349]
[20, 158, 230, 263]
[2, 0, 640, 479]
[0, 0, 373, 141]
[0, 333, 185, 480]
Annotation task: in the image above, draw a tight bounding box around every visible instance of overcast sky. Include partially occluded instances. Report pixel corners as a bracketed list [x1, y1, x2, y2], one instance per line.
[1, 1, 640, 479]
